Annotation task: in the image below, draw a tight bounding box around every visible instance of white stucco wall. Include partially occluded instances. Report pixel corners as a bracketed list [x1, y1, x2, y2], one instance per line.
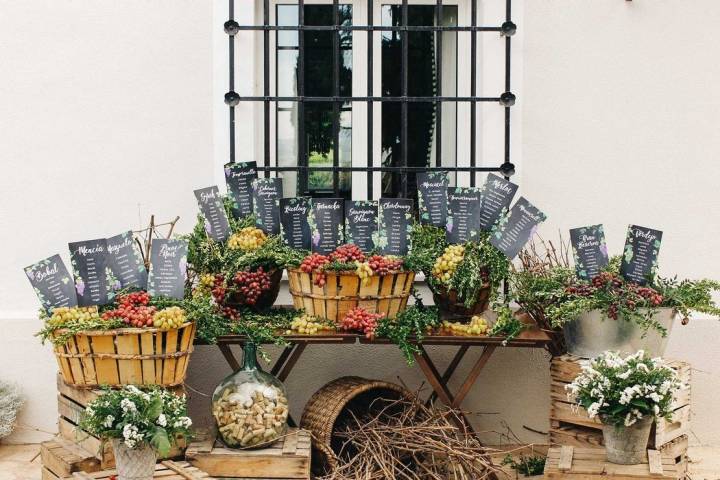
[1, 0, 718, 447]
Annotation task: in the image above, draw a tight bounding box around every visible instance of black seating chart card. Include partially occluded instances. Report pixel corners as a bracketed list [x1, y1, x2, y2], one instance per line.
[252, 178, 283, 235]
[378, 198, 413, 256]
[310, 198, 345, 254]
[194, 186, 232, 242]
[620, 225, 663, 285]
[107, 231, 148, 290]
[446, 187, 483, 244]
[417, 171, 448, 227]
[479, 173, 518, 231]
[69, 239, 111, 306]
[147, 239, 188, 299]
[345, 200, 378, 254]
[280, 197, 311, 250]
[490, 197, 547, 259]
[224, 161, 257, 219]
[570, 224, 609, 281]
[24, 254, 78, 313]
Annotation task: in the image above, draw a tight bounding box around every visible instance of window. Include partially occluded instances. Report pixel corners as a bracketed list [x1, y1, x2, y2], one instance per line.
[220, 0, 518, 200]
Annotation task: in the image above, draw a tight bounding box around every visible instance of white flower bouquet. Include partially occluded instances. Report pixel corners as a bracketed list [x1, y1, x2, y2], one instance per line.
[79, 385, 192, 456]
[566, 350, 682, 428]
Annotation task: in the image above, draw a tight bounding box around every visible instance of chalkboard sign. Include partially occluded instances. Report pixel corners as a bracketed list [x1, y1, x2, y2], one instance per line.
[147, 239, 188, 299]
[194, 186, 232, 242]
[490, 197, 547, 259]
[69, 238, 111, 306]
[106, 231, 148, 290]
[280, 197, 311, 250]
[479, 173, 518, 231]
[345, 200, 378, 254]
[378, 198, 413, 256]
[24, 254, 78, 313]
[446, 187, 483, 244]
[570, 224, 609, 281]
[620, 225, 663, 285]
[416, 171, 448, 227]
[310, 198, 345, 254]
[224, 161, 257, 219]
[252, 178, 283, 235]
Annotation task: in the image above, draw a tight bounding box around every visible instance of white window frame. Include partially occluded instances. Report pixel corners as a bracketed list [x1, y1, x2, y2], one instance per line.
[212, 0, 523, 200]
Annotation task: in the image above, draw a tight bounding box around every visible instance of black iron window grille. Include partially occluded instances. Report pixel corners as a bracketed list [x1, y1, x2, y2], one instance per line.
[223, 0, 516, 199]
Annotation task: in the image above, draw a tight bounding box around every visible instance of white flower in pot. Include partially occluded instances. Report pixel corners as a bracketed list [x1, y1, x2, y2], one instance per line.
[566, 350, 683, 465]
[79, 386, 192, 480]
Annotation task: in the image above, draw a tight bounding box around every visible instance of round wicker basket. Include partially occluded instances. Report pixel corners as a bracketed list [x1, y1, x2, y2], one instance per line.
[52, 322, 196, 388]
[299, 376, 413, 472]
[287, 269, 415, 322]
[432, 283, 491, 321]
[226, 267, 283, 310]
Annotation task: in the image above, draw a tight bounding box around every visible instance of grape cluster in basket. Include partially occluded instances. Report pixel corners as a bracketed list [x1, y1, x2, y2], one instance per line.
[340, 307, 385, 339]
[100, 291, 187, 330]
[210, 267, 273, 307]
[299, 244, 405, 287]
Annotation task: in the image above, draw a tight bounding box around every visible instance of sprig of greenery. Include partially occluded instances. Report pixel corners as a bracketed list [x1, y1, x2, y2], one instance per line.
[448, 234, 510, 308]
[502, 454, 546, 477]
[488, 304, 525, 342]
[404, 224, 447, 275]
[229, 308, 298, 361]
[654, 277, 720, 320]
[375, 301, 440, 365]
[36, 315, 127, 347]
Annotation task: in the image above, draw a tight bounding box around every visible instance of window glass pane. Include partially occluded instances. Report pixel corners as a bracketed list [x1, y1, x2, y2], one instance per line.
[381, 5, 458, 198]
[276, 4, 352, 197]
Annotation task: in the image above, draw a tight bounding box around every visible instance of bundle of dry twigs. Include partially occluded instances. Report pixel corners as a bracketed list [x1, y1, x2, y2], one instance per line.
[317, 396, 500, 480]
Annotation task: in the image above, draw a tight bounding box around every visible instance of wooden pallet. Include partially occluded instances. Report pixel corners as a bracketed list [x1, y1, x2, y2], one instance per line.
[545, 446, 685, 480]
[185, 429, 311, 479]
[56, 374, 186, 469]
[70, 460, 212, 479]
[41, 438, 102, 479]
[550, 355, 691, 450]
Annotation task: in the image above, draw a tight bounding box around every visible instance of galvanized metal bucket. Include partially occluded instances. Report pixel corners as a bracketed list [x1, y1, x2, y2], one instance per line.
[563, 308, 676, 358]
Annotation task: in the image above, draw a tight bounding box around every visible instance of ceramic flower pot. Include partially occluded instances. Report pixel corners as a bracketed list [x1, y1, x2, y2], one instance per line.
[601, 416, 653, 465]
[563, 307, 676, 358]
[110, 439, 157, 480]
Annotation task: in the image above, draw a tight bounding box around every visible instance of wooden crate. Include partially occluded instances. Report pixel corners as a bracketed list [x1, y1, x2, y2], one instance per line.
[185, 429, 311, 479]
[41, 438, 101, 479]
[550, 355, 691, 450]
[544, 446, 685, 480]
[57, 374, 186, 469]
[70, 460, 213, 479]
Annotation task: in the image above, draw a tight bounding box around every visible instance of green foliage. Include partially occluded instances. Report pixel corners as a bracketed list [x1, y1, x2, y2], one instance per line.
[36, 310, 125, 347]
[502, 454, 546, 477]
[375, 301, 440, 365]
[229, 308, 298, 361]
[448, 236, 510, 308]
[79, 386, 192, 457]
[488, 304, 525, 342]
[509, 266, 575, 324]
[654, 277, 720, 320]
[149, 295, 230, 345]
[404, 224, 447, 275]
[567, 351, 682, 428]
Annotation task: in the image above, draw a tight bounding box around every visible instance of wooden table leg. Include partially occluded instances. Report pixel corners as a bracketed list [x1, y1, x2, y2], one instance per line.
[451, 345, 496, 409]
[426, 345, 469, 406]
[277, 343, 307, 382]
[217, 343, 241, 372]
[270, 345, 295, 377]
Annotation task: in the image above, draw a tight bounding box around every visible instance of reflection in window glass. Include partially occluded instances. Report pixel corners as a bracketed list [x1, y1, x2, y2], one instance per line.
[381, 5, 458, 198]
[276, 4, 352, 198]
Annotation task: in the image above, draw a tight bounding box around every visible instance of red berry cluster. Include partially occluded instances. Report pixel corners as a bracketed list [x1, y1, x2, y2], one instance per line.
[211, 274, 227, 303]
[367, 255, 403, 276]
[565, 272, 664, 320]
[102, 291, 157, 327]
[591, 271, 623, 289]
[301, 253, 331, 286]
[340, 307, 385, 339]
[231, 267, 271, 306]
[329, 244, 366, 263]
[634, 286, 663, 306]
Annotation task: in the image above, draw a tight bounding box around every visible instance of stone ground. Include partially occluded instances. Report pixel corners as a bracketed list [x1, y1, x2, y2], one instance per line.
[1, 443, 718, 479]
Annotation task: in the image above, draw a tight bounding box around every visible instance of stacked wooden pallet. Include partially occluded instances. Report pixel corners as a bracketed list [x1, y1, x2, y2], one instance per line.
[71, 460, 213, 479]
[549, 354, 691, 472]
[42, 374, 185, 478]
[185, 428, 311, 479]
[545, 445, 686, 480]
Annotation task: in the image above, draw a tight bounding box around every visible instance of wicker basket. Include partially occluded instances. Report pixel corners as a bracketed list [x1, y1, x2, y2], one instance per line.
[287, 269, 415, 322]
[52, 322, 196, 388]
[432, 283, 491, 321]
[300, 376, 413, 472]
[226, 267, 283, 311]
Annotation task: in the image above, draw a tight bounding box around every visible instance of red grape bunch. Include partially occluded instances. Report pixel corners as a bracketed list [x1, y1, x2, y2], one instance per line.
[102, 291, 157, 327]
[231, 267, 272, 306]
[301, 253, 331, 286]
[367, 255, 403, 276]
[329, 244, 366, 263]
[340, 307, 385, 339]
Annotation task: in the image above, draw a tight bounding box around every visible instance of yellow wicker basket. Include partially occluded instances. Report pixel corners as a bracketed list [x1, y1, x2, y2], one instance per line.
[287, 269, 415, 323]
[52, 322, 196, 388]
